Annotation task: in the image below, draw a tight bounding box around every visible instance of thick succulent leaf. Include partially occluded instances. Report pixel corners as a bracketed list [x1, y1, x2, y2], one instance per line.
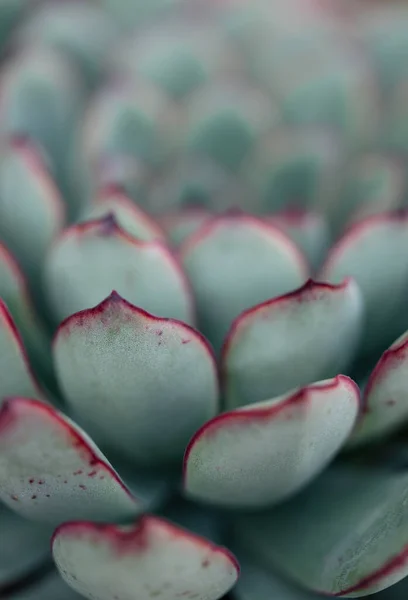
[160, 210, 211, 247]
[233, 555, 322, 600]
[111, 22, 239, 100]
[222, 279, 363, 409]
[12, 571, 82, 600]
[44, 215, 194, 324]
[52, 516, 239, 600]
[279, 54, 379, 147]
[180, 213, 308, 351]
[0, 298, 43, 403]
[267, 210, 330, 271]
[0, 46, 81, 198]
[232, 465, 408, 597]
[244, 129, 342, 212]
[0, 138, 65, 283]
[53, 291, 218, 465]
[184, 376, 359, 508]
[0, 397, 146, 524]
[149, 156, 252, 215]
[184, 82, 278, 172]
[320, 211, 408, 357]
[15, 2, 118, 82]
[0, 244, 52, 384]
[333, 154, 405, 232]
[80, 186, 166, 242]
[348, 330, 408, 447]
[81, 81, 179, 168]
[0, 504, 53, 589]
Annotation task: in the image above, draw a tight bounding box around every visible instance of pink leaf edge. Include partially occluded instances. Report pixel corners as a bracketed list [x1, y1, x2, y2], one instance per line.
[93, 184, 167, 241]
[178, 209, 310, 277]
[0, 396, 135, 503]
[361, 334, 408, 416]
[52, 515, 241, 573]
[320, 209, 408, 278]
[48, 213, 196, 323]
[220, 277, 355, 367]
[8, 135, 66, 228]
[0, 297, 43, 396]
[52, 290, 217, 373]
[182, 374, 360, 483]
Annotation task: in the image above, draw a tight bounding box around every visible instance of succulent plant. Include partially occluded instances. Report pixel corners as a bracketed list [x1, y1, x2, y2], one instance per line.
[3, 1, 408, 599]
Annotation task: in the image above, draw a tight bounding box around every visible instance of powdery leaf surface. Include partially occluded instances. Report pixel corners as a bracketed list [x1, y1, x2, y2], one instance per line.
[52, 516, 239, 600]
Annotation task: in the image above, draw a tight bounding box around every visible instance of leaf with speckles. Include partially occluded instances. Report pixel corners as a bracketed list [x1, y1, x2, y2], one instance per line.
[320, 211, 408, 358]
[232, 465, 408, 597]
[44, 215, 194, 324]
[0, 504, 53, 591]
[180, 212, 308, 351]
[348, 329, 408, 447]
[0, 397, 156, 524]
[222, 278, 363, 410]
[184, 376, 360, 508]
[52, 516, 239, 600]
[53, 292, 218, 466]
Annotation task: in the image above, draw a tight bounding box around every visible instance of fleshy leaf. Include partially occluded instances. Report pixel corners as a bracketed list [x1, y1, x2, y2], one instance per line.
[244, 129, 341, 212]
[0, 46, 81, 204]
[334, 154, 405, 232]
[184, 82, 277, 172]
[184, 376, 359, 508]
[52, 516, 239, 600]
[320, 211, 408, 357]
[0, 244, 52, 385]
[180, 213, 308, 351]
[232, 465, 408, 597]
[222, 278, 363, 409]
[0, 397, 144, 524]
[267, 210, 330, 271]
[0, 504, 52, 589]
[234, 555, 322, 600]
[12, 571, 82, 600]
[149, 155, 251, 215]
[111, 22, 238, 100]
[80, 80, 179, 168]
[160, 210, 211, 247]
[80, 185, 166, 242]
[15, 2, 118, 82]
[0, 137, 65, 284]
[348, 330, 408, 447]
[53, 292, 218, 466]
[0, 298, 43, 404]
[44, 215, 194, 324]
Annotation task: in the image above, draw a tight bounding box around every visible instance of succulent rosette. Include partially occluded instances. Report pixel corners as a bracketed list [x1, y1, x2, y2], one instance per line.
[2, 1, 408, 600]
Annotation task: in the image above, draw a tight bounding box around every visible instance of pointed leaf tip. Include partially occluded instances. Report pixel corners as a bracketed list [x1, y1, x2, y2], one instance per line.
[45, 217, 194, 324]
[180, 212, 308, 350]
[0, 397, 141, 524]
[183, 376, 360, 508]
[348, 329, 408, 446]
[52, 516, 239, 600]
[221, 278, 363, 409]
[53, 295, 218, 465]
[320, 210, 408, 356]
